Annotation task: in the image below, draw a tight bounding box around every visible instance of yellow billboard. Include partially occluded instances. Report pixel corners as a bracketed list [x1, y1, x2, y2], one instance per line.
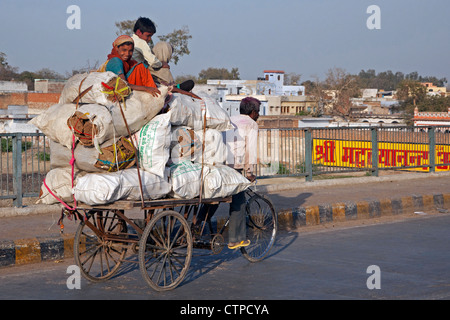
[313, 139, 450, 172]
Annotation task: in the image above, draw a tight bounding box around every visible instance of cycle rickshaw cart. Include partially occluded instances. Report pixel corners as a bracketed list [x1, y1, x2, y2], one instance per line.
[58, 83, 277, 291]
[65, 185, 277, 291]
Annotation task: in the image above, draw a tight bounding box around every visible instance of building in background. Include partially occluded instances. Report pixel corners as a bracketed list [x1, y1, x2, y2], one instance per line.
[193, 70, 306, 117]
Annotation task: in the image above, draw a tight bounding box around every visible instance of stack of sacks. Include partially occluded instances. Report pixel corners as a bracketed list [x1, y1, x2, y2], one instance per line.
[32, 72, 171, 206]
[32, 72, 251, 206]
[163, 94, 252, 199]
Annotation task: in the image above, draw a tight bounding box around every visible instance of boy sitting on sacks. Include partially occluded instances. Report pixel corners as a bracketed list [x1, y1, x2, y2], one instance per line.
[131, 17, 195, 92]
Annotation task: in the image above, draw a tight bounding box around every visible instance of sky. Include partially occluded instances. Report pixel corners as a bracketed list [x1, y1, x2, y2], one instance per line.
[1, 0, 449, 84]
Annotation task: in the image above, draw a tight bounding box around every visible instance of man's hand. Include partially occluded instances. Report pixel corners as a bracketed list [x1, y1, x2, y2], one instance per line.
[246, 173, 256, 183]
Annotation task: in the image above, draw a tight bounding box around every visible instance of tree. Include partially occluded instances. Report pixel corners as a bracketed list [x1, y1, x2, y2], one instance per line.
[323, 67, 360, 118]
[115, 20, 135, 36]
[396, 80, 427, 107]
[284, 72, 301, 85]
[197, 67, 240, 83]
[157, 26, 192, 65]
[0, 52, 19, 80]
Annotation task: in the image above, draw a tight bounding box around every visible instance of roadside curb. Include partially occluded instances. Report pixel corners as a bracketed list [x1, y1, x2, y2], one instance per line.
[0, 234, 74, 268]
[275, 192, 450, 230]
[1, 191, 449, 268]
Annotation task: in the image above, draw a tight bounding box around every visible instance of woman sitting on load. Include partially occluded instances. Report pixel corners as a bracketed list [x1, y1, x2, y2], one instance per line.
[99, 35, 161, 97]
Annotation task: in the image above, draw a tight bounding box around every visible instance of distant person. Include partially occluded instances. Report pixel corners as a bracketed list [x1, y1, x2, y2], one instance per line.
[98, 35, 160, 97]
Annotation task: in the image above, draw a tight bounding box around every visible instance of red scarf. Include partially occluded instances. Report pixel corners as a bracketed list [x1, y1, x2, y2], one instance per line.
[107, 47, 138, 75]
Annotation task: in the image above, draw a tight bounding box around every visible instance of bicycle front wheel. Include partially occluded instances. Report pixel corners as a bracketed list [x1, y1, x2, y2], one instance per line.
[241, 193, 277, 262]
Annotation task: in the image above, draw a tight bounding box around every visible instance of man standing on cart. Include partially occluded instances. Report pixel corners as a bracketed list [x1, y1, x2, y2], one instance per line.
[225, 97, 260, 249]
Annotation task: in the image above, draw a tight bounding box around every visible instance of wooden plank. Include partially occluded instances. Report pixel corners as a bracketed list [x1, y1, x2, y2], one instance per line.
[70, 197, 233, 211]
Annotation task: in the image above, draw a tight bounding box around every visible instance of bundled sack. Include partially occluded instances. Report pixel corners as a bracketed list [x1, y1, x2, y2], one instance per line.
[59, 72, 131, 106]
[50, 137, 136, 172]
[37, 168, 86, 205]
[170, 126, 202, 164]
[75, 137, 136, 172]
[29, 103, 77, 148]
[133, 112, 171, 178]
[168, 161, 210, 199]
[32, 86, 169, 149]
[66, 104, 113, 147]
[167, 94, 233, 131]
[202, 164, 251, 199]
[67, 87, 169, 147]
[108, 88, 169, 139]
[195, 128, 227, 165]
[73, 168, 170, 205]
[49, 140, 74, 169]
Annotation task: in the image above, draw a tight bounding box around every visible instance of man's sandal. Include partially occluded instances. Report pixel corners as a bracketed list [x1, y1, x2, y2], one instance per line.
[228, 240, 251, 250]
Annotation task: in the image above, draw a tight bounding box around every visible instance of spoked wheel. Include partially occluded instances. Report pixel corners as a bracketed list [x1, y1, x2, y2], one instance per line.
[73, 210, 128, 282]
[138, 210, 193, 291]
[241, 193, 277, 262]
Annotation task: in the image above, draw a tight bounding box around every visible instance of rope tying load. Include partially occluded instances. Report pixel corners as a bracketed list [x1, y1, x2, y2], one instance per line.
[67, 111, 99, 147]
[101, 77, 132, 107]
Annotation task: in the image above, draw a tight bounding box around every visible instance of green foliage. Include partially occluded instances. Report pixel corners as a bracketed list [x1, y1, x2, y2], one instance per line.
[197, 67, 240, 83]
[1, 138, 32, 152]
[37, 151, 50, 161]
[158, 26, 192, 65]
[357, 69, 447, 91]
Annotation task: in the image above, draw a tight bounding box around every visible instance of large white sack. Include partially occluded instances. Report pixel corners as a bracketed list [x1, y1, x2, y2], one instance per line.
[49, 140, 72, 169]
[32, 87, 169, 149]
[167, 94, 233, 131]
[59, 72, 130, 106]
[168, 161, 209, 199]
[202, 165, 251, 199]
[73, 168, 170, 205]
[29, 103, 76, 148]
[37, 168, 85, 205]
[133, 112, 171, 178]
[195, 128, 227, 165]
[109, 88, 169, 136]
[69, 88, 169, 147]
[169, 126, 202, 164]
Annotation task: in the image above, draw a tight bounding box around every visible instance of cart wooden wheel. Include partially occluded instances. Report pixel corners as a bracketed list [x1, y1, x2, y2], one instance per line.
[138, 210, 193, 291]
[241, 193, 277, 262]
[74, 210, 128, 282]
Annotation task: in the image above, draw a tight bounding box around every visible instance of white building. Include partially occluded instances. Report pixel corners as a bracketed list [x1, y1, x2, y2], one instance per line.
[192, 70, 305, 117]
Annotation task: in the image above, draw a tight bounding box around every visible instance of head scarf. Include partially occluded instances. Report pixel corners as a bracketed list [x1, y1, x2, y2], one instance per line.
[107, 35, 137, 75]
[150, 42, 174, 85]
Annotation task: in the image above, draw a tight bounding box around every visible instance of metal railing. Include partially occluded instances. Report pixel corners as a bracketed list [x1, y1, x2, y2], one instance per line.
[3, 126, 450, 207]
[255, 125, 450, 180]
[1, 133, 50, 207]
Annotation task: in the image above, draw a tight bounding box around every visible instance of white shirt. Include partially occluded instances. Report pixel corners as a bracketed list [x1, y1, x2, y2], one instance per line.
[131, 34, 162, 69]
[225, 114, 258, 174]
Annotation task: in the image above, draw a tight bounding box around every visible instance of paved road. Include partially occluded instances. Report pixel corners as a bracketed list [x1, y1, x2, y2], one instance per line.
[1, 212, 449, 302]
